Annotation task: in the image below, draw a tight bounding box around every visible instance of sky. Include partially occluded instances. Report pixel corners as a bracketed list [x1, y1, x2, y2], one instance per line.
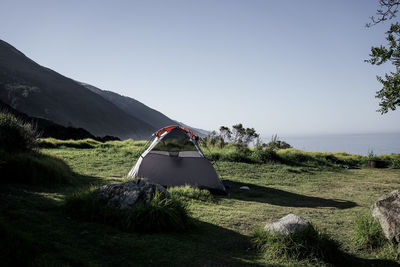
[1, 0, 399, 136]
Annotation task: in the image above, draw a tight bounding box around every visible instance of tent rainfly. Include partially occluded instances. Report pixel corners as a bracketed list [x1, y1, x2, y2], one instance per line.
[128, 125, 226, 194]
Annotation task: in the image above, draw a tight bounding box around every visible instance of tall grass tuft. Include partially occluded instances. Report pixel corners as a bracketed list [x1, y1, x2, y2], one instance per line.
[0, 112, 38, 152]
[168, 185, 214, 202]
[65, 188, 192, 233]
[252, 224, 343, 264]
[352, 213, 386, 250]
[352, 213, 400, 263]
[377, 243, 400, 262]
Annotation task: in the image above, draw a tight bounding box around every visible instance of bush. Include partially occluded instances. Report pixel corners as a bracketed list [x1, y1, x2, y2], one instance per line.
[0, 112, 38, 152]
[251, 147, 278, 163]
[252, 224, 342, 264]
[390, 159, 400, 169]
[352, 214, 386, 250]
[168, 185, 214, 202]
[0, 150, 73, 185]
[265, 134, 292, 149]
[65, 189, 192, 233]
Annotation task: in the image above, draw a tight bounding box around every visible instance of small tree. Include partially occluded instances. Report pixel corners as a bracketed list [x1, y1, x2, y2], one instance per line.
[219, 126, 232, 141]
[230, 123, 259, 145]
[265, 134, 292, 149]
[203, 130, 225, 148]
[366, 23, 400, 113]
[367, 0, 400, 113]
[205, 123, 260, 148]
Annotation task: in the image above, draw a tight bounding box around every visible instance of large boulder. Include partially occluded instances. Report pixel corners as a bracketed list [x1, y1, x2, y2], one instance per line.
[371, 189, 400, 242]
[264, 213, 310, 236]
[97, 178, 170, 210]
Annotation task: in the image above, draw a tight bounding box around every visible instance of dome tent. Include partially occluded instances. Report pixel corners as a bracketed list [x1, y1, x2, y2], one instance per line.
[128, 125, 226, 194]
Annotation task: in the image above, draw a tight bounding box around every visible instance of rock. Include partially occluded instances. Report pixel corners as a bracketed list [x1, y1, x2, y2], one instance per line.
[371, 189, 400, 242]
[240, 186, 250, 190]
[97, 178, 170, 210]
[264, 213, 310, 236]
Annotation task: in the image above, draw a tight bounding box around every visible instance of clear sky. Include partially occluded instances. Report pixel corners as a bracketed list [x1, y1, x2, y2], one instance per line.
[1, 0, 399, 136]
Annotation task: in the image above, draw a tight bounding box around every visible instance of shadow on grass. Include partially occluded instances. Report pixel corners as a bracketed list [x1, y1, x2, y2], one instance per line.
[0, 183, 398, 266]
[332, 248, 399, 267]
[223, 180, 357, 209]
[348, 257, 399, 267]
[0, 186, 262, 266]
[0, 149, 109, 190]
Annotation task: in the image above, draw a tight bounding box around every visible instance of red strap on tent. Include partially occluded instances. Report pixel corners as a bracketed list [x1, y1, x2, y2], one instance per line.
[155, 125, 199, 140]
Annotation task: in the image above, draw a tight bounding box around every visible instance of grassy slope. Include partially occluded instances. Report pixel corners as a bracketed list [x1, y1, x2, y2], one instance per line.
[1, 139, 400, 266]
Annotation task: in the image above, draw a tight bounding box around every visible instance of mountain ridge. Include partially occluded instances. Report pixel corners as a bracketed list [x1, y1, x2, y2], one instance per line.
[0, 39, 154, 139]
[80, 82, 209, 137]
[0, 39, 209, 139]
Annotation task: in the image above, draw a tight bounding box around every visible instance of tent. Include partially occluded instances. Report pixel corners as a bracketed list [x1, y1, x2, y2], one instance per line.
[128, 125, 226, 194]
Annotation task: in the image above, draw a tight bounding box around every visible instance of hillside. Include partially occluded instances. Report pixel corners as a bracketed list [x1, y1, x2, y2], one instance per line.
[0, 100, 119, 141]
[81, 82, 176, 130]
[81, 82, 209, 137]
[0, 39, 153, 139]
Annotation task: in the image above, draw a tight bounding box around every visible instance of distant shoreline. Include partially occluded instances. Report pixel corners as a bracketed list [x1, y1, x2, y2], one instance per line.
[261, 132, 400, 155]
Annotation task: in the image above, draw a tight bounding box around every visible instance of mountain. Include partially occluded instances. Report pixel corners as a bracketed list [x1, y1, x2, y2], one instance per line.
[0, 39, 210, 139]
[0, 39, 153, 139]
[0, 99, 119, 141]
[81, 83, 210, 137]
[80, 82, 176, 130]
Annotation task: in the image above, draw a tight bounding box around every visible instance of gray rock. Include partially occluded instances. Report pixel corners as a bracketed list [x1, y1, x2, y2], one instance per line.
[97, 178, 170, 210]
[264, 213, 310, 236]
[240, 186, 250, 190]
[371, 189, 400, 242]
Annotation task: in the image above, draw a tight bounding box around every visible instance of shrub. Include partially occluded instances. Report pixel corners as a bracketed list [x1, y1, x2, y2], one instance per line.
[390, 159, 400, 169]
[226, 146, 253, 163]
[265, 134, 292, 149]
[0, 150, 73, 185]
[168, 185, 214, 202]
[251, 146, 278, 163]
[252, 224, 342, 264]
[352, 214, 386, 250]
[65, 189, 192, 233]
[0, 112, 38, 152]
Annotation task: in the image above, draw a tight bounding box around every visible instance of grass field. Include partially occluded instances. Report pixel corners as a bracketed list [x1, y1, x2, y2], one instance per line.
[1, 139, 400, 266]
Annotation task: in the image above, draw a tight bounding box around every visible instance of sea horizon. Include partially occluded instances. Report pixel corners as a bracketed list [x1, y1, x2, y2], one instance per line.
[261, 132, 400, 155]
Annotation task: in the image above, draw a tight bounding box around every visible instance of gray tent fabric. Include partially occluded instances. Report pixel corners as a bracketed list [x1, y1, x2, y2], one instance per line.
[128, 126, 226, 194]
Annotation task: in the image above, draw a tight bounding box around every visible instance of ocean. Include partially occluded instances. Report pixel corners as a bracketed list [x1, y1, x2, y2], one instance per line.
[262, 133, 400, 155]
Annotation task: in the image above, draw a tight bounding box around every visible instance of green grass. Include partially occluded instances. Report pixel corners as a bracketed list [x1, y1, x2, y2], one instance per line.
[203, 142, 400, 168]
[0, 139, 400, 266]
[352, 213, 387, 250]
[351, 213, 400, 262]
[65, 189, 191, 233]
[0, 149, 73, 186]
[252, 224, 342, 265]
[168, 185, 215, 202]
[38, 137, 101, 149]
